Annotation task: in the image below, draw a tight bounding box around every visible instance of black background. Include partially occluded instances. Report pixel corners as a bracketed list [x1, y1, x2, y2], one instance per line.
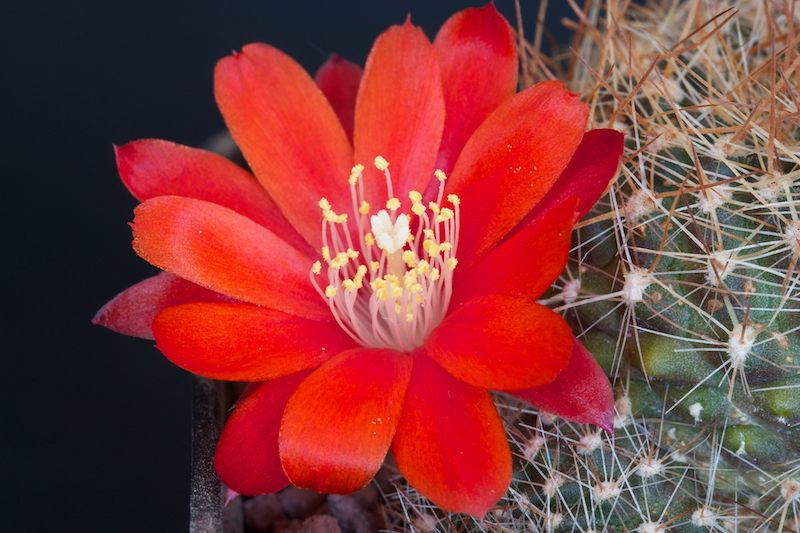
[3, 1, 573, 530]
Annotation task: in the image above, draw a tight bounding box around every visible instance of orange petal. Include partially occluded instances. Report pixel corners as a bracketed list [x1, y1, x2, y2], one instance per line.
[392, 354, 511, 518]
[508, 336, 615, 433]
[279, 348, 412, 494]
[451, 197, 577, 307]
[426, 294, 572, 390]
[132, 196, 328, 321]
[353, 19, 445, 206]
[432, 4, 517, 178]
[215, 43, 354, 251]
[152, 302, 356, 381]
[92, 272, 233, 340]
[446, 81, 588, 269]
[215, 373, 310, 495]
[115, 139, 313, 256]
[314, 55, 363, 144]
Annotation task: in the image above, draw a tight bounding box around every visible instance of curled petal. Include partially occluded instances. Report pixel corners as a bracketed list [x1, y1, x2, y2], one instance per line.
[392, 354, 511, 518]
[215, 43, 353, 251]
[132, 196, 328, 321]
[153, 303, 356, 381]
[92, 272, 232, 340]
[314, 55, 363, 144]
[431, 3, 518, 180]
[514, 129, 624, 232]
[507, 337, 615, 433]
[354, 18, 445, 206]
[451, 197, 577, 307]
[215, 373, 310, 495]
[446, 81, 588, 269]
[426, 294, 572, 390]
[280, 348, 412, 494]
[115, 139, 312, 256]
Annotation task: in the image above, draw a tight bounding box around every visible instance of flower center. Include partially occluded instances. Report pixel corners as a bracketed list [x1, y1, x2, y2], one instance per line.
[310, 156, 461, 352]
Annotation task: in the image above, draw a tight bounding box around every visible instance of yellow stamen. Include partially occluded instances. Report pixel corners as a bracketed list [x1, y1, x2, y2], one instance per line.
[312, 261, 322, 275]
[448, 257, 458, 271]
[325, 285, 337, 298]
[359, 201, 370, 215]
[435, 169, 447, 182]
[386, 198, 401, 211]
[374, 156, 389, 171]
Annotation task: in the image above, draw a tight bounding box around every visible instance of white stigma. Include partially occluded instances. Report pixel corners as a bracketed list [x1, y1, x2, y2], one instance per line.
[370, 211, 409, 254]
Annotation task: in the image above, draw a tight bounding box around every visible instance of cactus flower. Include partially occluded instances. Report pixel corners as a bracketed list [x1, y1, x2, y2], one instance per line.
[94, 4, 623, 518]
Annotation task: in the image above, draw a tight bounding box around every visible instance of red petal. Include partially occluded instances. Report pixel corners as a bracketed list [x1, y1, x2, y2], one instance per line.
[446, 81, 588, 269]
[279, 348, 412, 494]
[132, 196, 328, 321]
[314, 55, 363, 144]
[514, 129, 624, 231]
[92, 272, 232, 340]
[152, 302, 356, 381]
[353, 19, 445, 206]
[508, 336, 615, 433]
[215, 43, 354, 251]
[432, 4, 517, 178]
[115, 139, 313, 256]
[451, 197, 577, 307]
[392, 354, 511, 518]
[215, 372, 310, 495]
[425, 294, 572, 390]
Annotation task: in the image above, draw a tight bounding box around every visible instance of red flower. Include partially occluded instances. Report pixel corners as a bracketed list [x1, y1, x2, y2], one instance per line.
[94, 4, 623, 517]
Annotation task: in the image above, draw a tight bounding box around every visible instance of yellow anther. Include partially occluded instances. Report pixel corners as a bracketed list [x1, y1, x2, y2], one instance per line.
[417, 260, 430, 274]
[403, 269, 417, 287]
[376, 287, 389, 300]
[416, 294, 423, 304]
[430, 268, 441, 281]
[325, 285, 337, 298]
[438, 208, 454, 221]
[395, 302, 402, 314]
[318, 198, 332, 211]
[370, 261, 380, 272]
[348, 164, 365, 185]
[409, 191, 422, 203]
[365, 232, 375, 246]
[330, 252, 349, 269]
[410, 283, 423, 294]
[411, 203, 426, 216]
[402, 250, 416, 267]
[447, 194, 461, 206]
[374, 156, 389, 171]
[426, 241, 441, 257]
[391, 286, 404, 298]
[439, 242, 452, 252]
[448, 257, 459, 271]
[323, 210, 347, 224]
[359, 201, 370, 215]
[342, 279, 356, 292]
[423, 229, 435, 239]
[406, 310, 414, 323]
[429, 202, 440, 214]
[354, 265, 367, 288]
[322, 246, 331, 262]
[406, 234, 414, 242]
[312, 261, 322, 275]
[386, 198, 401, 211]
[384, 274, 398, 285]
[346, 248, 360, 259]
[435, 169, 448, 182]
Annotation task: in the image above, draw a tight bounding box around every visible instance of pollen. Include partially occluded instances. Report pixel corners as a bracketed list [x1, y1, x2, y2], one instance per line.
[359, 201, 370, 215]
[409, 190, 422, 203]
[386, 198, 401, 211]
[349, 164, 364, 185]
[312, 261, 321, 275]
[434, 169, 447, 182]
[374, 156, 389, 171]
[325, 285, 337, 298]
[411, 203, 425, 216]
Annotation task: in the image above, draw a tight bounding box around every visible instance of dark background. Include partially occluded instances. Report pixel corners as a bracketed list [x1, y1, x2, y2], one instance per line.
[3, 1, 573, 530]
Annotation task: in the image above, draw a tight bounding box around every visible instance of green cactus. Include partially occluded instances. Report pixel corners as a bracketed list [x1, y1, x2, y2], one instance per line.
[382, 1, 800, 532]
